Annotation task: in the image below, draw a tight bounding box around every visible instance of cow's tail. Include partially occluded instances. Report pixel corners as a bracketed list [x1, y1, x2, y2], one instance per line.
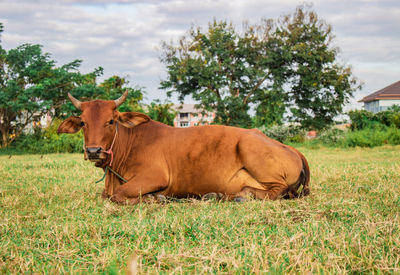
[282, 148, 310, 199]
[298, 153, 310, 197]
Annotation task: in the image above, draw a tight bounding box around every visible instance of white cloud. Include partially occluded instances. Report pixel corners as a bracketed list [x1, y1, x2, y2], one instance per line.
[1, 0, 399, 106]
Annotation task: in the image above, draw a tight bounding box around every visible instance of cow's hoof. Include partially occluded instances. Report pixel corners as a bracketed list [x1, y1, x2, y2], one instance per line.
[110, 194, 138, 205]
[156, 194, 167, 203]
[203, 192, 218, 201]
[234, 196, 246, 203]
[142, 194, 156, 203]
[101, 190, 110, 199]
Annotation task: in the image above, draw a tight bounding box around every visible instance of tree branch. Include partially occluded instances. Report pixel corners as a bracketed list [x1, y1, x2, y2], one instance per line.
[208, 85, 221, 99]
[243, 74, 269, 105]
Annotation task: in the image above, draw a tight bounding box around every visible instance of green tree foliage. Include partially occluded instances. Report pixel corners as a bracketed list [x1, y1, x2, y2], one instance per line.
[1, 44, 55, 147]
[61, 74, 145, 117]
[54, 74, 145, 119]
[348, 106, 400, 131]
[279, 6, 361, 129]
[98, 75, 144, 113]
[0, 42, 107, 147]
[0, 26, 146, 147]
[160, 5, 361, 129]
[160, 20, 285, 128]
[40, 61, 104, 118]
[146, 100, 176, 126]
[0, 22, 3, 41]
[0, 23, 157, 149]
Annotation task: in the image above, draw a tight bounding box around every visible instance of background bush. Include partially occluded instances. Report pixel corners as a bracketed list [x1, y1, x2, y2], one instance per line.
[259, 124, 306, 143]
[343, 107, 400, 147]
[5, 106, 400, 155]
[343, 126, 400, 147]
[259, 122, 400, 149]
[12, 119, 83, 154]
[315, 128, 346, 146]
[348, 106, 400, 131]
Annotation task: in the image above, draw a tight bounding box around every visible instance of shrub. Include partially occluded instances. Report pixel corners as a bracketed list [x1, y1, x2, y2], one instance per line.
[260, 124, 306, 143]
[388, 112, 400, 128]
[348, 107, 400, 130]
[342, 126, 400, 147]
[348, 110, 376, 131]
[387, 127, 400, 145]
[344, 129, 386, 147]
[13, 119, 84, 154]
[316, 128, 346, 146]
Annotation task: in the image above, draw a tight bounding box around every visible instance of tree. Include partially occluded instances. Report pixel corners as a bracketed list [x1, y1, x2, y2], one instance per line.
[0, 24, 146, 148]
[0, 44, 55, 147]
[0, 42, 105, 147]
[39, 60, 104, 118]
[160, 20, 286, 128]
[0, 22, 3, 42]
[146, 100, 176, 126]
[98, 75, 144, 113]
[278, 6, 361, 129]
[54, 74, 145, 119]
[160, 6, 361, 130]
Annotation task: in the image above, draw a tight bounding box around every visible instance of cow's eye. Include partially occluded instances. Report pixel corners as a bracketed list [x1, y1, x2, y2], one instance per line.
[80, 121, 85, 127]
[109, 119, 114, 125]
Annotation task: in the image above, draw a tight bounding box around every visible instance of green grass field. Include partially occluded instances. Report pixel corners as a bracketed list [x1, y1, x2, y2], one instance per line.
[1, 146, 400, 274]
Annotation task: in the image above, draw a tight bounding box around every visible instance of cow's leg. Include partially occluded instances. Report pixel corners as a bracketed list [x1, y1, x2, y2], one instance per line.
[236, 135, 304, 199]
[202, 192, 224, 201]
[110, 173, 168, 205]
[225, 168, 289, 201]
[233, 183, 289, 201]
[102, 189, 110, 199]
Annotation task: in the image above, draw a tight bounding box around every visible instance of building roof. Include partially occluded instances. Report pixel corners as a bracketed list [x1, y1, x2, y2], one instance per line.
[359, 80, 400, 103]
[172, 104, 202, 113]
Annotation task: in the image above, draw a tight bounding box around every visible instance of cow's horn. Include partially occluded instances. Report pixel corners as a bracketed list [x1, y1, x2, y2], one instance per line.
[68, 93, 82, 110]
[114, 90, 129, 108]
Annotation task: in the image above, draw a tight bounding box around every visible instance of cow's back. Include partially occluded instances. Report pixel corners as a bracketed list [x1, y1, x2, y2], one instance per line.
[158, 125, 303, 197]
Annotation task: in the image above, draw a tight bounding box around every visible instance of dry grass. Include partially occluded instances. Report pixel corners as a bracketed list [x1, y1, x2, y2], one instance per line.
[1, 146, 400, 273]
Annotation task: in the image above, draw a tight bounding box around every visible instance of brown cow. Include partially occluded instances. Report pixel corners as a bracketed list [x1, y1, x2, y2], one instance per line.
[57, 91, 310, 204]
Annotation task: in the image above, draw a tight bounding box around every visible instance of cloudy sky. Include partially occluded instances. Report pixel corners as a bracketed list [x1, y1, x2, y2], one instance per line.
[1, 0, 399, 110]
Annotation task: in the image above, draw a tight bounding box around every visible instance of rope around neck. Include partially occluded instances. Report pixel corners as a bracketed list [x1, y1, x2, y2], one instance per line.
[102, 123, 118, 166]
[83, 123, 127, 184]
[95, 166, 127, 184]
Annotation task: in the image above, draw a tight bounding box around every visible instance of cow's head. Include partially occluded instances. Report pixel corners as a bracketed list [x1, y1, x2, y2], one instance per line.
[57, 91, 149, 165]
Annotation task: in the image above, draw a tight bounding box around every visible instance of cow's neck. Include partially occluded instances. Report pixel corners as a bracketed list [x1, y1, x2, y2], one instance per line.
[103, 121, 155, 196]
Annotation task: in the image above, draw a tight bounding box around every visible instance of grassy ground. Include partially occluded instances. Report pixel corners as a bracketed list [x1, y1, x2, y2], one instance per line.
[1, 146, 400, 274]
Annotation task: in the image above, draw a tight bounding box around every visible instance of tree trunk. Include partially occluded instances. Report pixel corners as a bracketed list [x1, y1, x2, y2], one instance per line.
[0, 126, 10, 148]
[0, 111, 13, 148]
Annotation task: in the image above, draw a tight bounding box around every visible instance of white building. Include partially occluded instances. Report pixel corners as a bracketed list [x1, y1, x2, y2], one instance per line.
[359, 81, 400, 113]
[20, 111, 53, 133]
[172, 104, 215, 128]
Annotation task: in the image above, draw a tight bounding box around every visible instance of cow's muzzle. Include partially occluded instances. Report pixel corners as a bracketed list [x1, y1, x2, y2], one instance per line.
[86, 147, 103, 160]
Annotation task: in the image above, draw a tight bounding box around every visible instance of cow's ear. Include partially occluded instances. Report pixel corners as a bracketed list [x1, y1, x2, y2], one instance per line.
[57, 116, 83, 134]
[116, 112, 150, 128]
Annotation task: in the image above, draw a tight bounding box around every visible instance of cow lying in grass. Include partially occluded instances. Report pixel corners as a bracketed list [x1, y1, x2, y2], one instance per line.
[58, 92, 310, 204]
